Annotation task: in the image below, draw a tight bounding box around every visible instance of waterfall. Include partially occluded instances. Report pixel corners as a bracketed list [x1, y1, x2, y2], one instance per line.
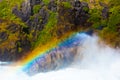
[0, 33, 120, 80]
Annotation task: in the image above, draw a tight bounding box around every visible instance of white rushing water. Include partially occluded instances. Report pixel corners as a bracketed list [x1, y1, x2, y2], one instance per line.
[0, 34, 120, 80]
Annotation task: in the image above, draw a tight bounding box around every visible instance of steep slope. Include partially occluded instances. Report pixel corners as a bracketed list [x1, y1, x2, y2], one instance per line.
[0, 0, 120, 61]
[0, 0, 89, 61]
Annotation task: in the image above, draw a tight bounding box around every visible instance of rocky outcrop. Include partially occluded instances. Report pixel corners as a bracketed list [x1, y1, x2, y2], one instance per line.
[0, 22, 31, 61]
[72, 1, 89, 26]
[12, 0, 57, 40]
[24, 32, 92, 75]
[0, 0, 90, 61]
[12, 0, 32, 22]
[58, 0, 89, 26]
[24, 32, 87, 75]
[24, 47, 78, 75]
[48, 0, 57, 12]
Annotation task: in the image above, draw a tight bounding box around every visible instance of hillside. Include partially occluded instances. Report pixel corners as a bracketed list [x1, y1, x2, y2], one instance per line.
[0, 0, 120, 61]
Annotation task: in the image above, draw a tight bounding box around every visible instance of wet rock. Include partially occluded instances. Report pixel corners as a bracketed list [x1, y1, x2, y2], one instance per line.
[0, 48, 17, 61]
[24, 32, 88, 75]
[86, 29, 93, 36]
[0, 31, 8, 43]
[25, 46, 78, 76]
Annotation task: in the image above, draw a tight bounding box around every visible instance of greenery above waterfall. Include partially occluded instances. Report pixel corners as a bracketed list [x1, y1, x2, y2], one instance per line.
[0, 0, 120, 61]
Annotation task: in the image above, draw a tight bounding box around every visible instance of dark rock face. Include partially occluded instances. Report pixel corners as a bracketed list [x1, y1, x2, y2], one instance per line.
[12, 0, 32, 22]
[23, 32, 88, 75]
[58, 0, 89, 26]
[72, 1, 89, 26]
[27, 8, 49, 31]
[99, 2, 109, 19]
[23, 32, 90, 75]
[0, 22, 31, 61]
[26, 47, 78, 75]
[0, 32, 8, 43]
[0, 0, 56, 61]
[102, 7, 109, 19]
[48, 0, 57, 12]
[30, 0, 42, 6]
[0, 48, 17, 61]
[0, 0, 90, 61]
[12, 0, 54, 39]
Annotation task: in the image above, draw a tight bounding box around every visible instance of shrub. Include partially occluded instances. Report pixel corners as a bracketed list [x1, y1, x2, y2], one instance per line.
[43, 0, 50, 5]
[62, 2, 72, 9]
[33, 5, 41, 14]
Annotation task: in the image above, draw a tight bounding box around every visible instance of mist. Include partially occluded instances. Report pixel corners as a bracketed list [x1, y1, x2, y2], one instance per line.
[0, 34, 120, 80]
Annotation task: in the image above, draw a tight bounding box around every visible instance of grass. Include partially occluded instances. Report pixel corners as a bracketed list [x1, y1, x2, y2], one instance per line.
[32, 11, 58, 48]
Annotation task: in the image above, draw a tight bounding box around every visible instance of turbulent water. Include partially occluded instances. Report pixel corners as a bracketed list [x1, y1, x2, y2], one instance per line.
[0, 34, 120, 80]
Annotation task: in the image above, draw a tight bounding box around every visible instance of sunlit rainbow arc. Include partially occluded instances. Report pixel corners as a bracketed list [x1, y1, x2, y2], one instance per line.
[22, 32, 90, 75]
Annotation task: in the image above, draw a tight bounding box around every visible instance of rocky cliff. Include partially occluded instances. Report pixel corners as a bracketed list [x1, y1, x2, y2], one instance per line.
[0, 0, 89, 61]
[0, 0, 120, 61]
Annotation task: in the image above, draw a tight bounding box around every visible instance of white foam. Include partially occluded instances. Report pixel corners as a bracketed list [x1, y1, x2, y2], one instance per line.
[0, 34, 120, 80]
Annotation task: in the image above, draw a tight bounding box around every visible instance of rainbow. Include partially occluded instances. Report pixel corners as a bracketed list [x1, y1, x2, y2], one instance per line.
[20, 32, 90, 75]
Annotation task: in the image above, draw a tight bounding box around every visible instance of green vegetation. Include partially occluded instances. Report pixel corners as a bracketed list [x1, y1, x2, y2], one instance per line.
[89, 8, 102, 28]
[0, 0, 26, 29]
[32, 11, 58, 47]
[0, 0, 120, 56]
[42, 0, 50, 5]
[108, 6, 120, 31]
[87, 0, 120, 47]
[0, 0, 23, 20]
[101, 0, 120, 47]
[33, 5, 41, 14]
[83, 6, 89, 12]
[62, 2, 72, 9]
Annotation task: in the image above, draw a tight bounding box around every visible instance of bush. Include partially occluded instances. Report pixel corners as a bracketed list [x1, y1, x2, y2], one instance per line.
[33, 5, 41, 14]
[107, 6, 120, 31]
[43, 0, 50, 5]
[0, 0, 23, 20]
[62, 2, 72, 9]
